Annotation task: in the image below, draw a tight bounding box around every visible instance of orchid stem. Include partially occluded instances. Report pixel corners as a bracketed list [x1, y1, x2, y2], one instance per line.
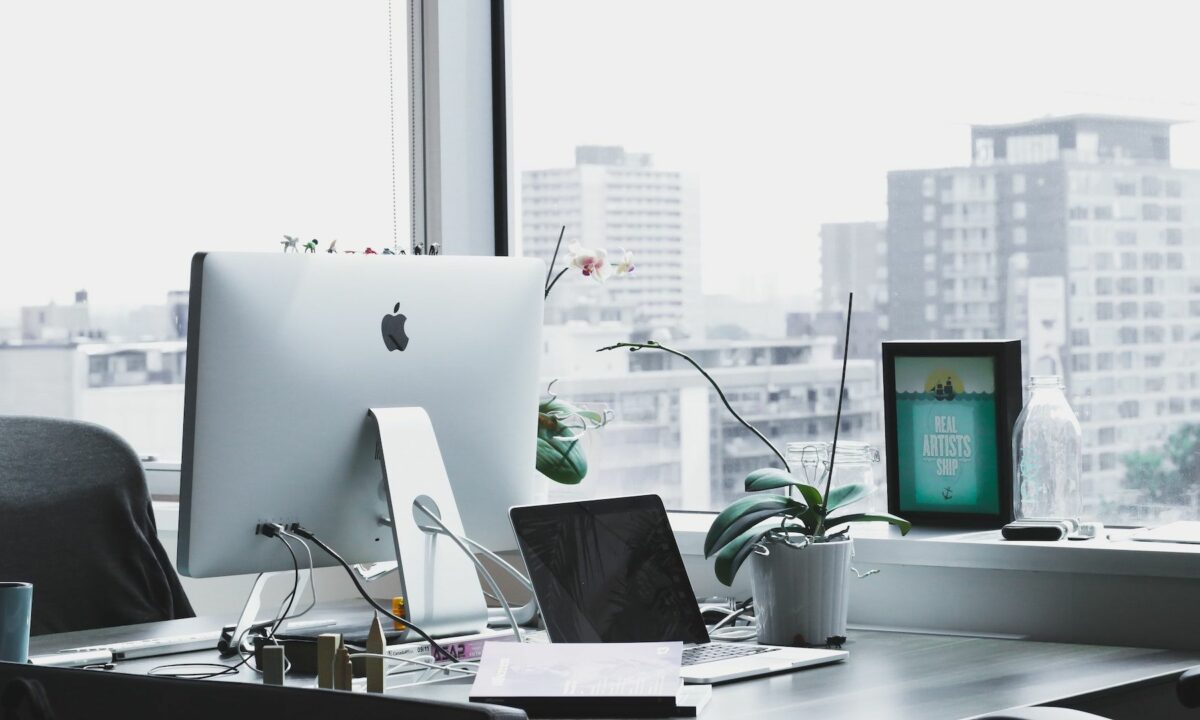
[597, 341, 790, 473]
[543, 267, 570, 299]
[543, 226, 566, 298]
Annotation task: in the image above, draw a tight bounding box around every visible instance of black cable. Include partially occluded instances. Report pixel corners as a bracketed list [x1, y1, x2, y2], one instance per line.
[150, 532, 302, 680]
[289, 524, 454, 661]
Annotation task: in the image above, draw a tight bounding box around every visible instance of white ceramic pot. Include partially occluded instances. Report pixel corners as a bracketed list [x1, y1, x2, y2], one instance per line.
[748, 537, 852, 647]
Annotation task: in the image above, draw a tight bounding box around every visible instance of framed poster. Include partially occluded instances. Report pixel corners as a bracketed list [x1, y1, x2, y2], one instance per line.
[883, 341, 1023, 528]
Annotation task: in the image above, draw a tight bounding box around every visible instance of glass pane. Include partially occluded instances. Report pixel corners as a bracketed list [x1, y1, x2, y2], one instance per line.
[513, 0, 1200, 524]
[0, 1, 411, 459]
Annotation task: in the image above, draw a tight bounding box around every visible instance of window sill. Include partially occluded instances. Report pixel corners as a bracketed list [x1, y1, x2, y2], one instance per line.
[669, 510, 1200, 580]
[670, 510, 1200, 650]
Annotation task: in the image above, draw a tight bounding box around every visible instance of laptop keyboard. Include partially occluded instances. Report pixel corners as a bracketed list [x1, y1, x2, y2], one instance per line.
[682, 643, 777, 666]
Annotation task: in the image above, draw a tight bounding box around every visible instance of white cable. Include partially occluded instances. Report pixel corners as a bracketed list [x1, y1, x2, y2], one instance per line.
[709, 627, 758, 642]
[457, 534, 534, 592]
[414, 501, 523, 642]
[349, 652, 477, 676]
[421, 525, 538, 626]
[277, 530, 317, 621]
[419, 525, 538, 625]
[388, 672, 474, 690]
[710, 606, 749, 631]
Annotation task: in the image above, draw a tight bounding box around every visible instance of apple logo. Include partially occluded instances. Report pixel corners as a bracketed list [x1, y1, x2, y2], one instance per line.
[381, 302, 410, 352]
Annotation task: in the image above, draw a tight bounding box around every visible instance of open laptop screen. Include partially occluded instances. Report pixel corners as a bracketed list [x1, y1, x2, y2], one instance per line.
[509, 495, 709, 644]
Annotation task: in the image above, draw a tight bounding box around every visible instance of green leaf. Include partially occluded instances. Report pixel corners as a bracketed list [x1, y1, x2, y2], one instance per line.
[713, 527, 771, 587]
[823, 512, 912, 535]
[535, 429, 587, 484]
[826, 483, 872, 512]
[743, 469, 824, 510]
[744, 468, 797, 492]
[791, 483, 824, 511]
[704, 494, 807, 557]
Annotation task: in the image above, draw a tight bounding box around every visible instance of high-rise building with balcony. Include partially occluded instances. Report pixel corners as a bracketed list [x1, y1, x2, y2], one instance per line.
[522, 146, 702, 337]
[887, 115, 1200, 515]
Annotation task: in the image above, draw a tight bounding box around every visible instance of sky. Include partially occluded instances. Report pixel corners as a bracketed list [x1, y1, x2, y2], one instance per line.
[2, 0, 1199, 318]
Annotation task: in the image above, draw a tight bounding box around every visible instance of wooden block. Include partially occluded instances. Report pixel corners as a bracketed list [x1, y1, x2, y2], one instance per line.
[316, 633, 342, 690]
[366, 616, 386, 693]
[261, 645, 285, 686]
[334, 646, 354, 691]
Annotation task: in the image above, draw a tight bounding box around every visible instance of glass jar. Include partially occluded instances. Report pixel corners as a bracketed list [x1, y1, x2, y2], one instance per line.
[785, 441, 882, 513]
[1012, 375, 1083, 520]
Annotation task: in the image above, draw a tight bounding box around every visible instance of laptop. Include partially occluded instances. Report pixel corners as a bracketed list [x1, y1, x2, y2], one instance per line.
[509, 494, 847, 684]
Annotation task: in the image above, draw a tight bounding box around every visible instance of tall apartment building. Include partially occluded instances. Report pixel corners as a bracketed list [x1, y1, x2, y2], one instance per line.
[888, 115, 1200, 514]
[820, 221, 888, 313]
[522, 146, 702, 337]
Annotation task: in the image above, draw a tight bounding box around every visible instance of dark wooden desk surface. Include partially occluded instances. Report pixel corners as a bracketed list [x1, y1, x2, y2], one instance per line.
[30, 616, 1200, 720]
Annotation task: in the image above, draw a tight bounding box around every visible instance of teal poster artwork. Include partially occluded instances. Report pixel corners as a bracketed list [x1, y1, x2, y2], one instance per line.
[894, 356, 1000, 514]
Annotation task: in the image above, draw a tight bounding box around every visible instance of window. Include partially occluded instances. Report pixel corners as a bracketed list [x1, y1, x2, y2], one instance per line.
[506, 1, 1200, 528]
[1, 1, 414, 458]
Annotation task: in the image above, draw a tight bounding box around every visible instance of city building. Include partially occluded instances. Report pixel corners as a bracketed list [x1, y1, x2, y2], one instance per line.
[522, 145, 702, 337]
[887, 115, 1200, 516]
[820, 221, 888, 313]
[0, 341, 187, 457]
[543, 335, 882, 510]
[20, 290, 99, 342]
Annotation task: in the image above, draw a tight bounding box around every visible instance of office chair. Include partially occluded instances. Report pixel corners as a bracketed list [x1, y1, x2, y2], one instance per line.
[0, 416, 193, 634]
[977, 666, 1200, 718]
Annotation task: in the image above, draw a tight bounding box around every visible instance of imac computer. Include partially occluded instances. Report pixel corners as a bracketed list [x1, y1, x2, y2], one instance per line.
[178, 252, 544, 634]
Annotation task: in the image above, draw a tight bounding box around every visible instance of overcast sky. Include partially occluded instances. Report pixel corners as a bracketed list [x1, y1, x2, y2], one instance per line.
[2, 0, 1199, 318]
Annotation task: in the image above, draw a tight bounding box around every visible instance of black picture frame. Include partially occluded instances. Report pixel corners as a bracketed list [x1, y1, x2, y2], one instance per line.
[882, 340, 1023, 528]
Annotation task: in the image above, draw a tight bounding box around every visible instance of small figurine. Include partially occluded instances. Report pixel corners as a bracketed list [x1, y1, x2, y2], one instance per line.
[281, 235, 300, 253]
[366, 616, 386, 693]
[364, 247, 377, 255]
[342, 250, 356, 254]
[303, 239, 319, 254]
[326, 239, 338, 254]
[381, 248, 395, 255]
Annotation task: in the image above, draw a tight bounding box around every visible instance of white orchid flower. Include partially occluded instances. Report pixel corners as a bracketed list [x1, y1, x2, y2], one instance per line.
[568, 243, 610, 282]
[613, 249, 635, 276]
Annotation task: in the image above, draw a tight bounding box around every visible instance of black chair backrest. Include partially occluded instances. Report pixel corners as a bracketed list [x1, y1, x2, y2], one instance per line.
[0, 416, 193, 634]
[0, 662, 526, 720]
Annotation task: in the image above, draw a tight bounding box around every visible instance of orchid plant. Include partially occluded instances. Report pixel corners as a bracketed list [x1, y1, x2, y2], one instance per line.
[598, 340, 911, 586]
[537, 227, 633, 484]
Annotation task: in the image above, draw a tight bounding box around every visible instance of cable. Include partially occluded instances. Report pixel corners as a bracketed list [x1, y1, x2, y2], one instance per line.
[288, 524, 454, 661]
[270, 534, 300, 638]
[348, 652, 477, 676]
[277, 530, 317, 622]
[413, 502, 522, 642]
[150, 533, 301, 680]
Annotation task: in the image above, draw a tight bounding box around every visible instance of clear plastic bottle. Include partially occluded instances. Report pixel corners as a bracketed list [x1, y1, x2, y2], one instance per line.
[1012, 375, 1083, 520]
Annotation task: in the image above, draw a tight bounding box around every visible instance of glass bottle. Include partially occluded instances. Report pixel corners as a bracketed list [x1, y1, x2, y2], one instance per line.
[786, 441, 882, 513]
[1012, 375, 1083, 520]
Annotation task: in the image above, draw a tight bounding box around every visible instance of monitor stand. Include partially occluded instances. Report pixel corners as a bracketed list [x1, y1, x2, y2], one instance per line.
[368, 406, 489, 638]
[224, 407, 487, 651]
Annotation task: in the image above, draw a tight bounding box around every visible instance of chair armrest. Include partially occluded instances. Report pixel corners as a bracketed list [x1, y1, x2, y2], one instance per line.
[1179, 666, 1200, 709]
[974, 708, 1108, 720]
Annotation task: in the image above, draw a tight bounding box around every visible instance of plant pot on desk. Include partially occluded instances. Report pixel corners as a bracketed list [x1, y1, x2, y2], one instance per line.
[749, 536, 852, 647]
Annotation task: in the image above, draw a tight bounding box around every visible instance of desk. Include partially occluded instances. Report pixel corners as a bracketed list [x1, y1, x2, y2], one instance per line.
[30, 615, 1200, 720]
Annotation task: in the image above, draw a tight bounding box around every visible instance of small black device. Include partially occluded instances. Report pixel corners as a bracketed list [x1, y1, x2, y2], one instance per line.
[1001, 520, 1071, 541]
